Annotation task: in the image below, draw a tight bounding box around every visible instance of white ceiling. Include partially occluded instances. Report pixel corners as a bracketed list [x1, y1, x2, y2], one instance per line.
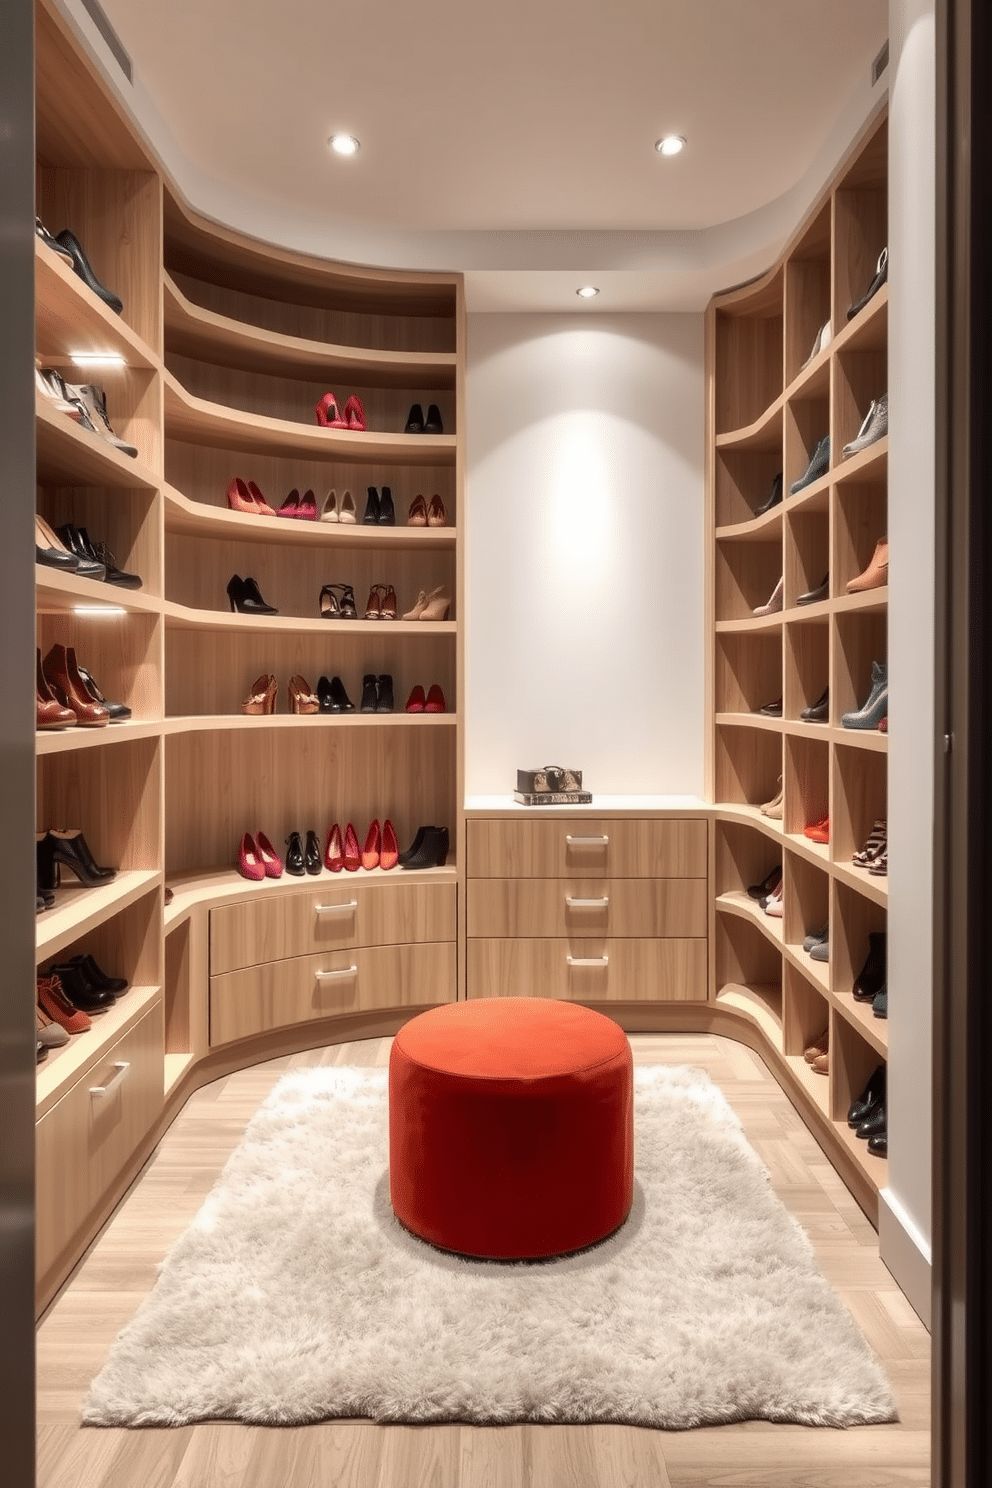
[70, 0, 890, 309]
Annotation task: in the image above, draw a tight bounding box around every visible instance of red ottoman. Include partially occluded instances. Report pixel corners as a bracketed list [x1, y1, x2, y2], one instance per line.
[388, 998, 634, 1258]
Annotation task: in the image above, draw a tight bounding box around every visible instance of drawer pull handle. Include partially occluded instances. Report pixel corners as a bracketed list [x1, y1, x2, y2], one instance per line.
[565, 835, 609, 847]
[566, 955, 610, 968]
[89, 1062, 130, 1098]
[565, 896, 610, 909]
[315, 966, 359, 980]
[314, 901, 358, 914]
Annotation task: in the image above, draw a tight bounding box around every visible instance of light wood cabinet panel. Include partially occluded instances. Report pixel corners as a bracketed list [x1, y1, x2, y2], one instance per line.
[466, 938, 707, 1003]
[36, 1001, 164, 1286]
[209, 941, 456, 1045]
[467, 818, 707, 880]
[467, 878, 708, 940]
[210, 880, 457, 974]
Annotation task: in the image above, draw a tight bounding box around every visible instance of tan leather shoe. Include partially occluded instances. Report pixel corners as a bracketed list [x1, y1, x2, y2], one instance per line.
[36, 649, 76, 730]
[42, 644, 109, 726]
[846, 538, 888, 593]
[811, 1052, 829, 1074]
[760, 776, 783, 819]
[804, 1030, 829, 1063]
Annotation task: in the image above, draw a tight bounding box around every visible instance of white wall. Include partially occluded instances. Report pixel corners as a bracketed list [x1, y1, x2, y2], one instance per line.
[464, 313, 706, 799]
[881, 0, 936, 1325]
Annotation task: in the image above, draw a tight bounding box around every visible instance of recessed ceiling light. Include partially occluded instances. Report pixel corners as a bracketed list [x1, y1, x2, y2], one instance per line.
[576, 286, 600, 299]
[655, 135, 686, 157]
[69, 352, 126, 368]
[329, 134, 360, 157]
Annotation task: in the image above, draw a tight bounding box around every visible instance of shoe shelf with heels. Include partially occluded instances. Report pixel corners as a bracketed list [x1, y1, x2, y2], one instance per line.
[36, 387, 158, 491]
[163, 372, 456, 467]
[162, 482, 456, 548]
[35, 235, 157, 373]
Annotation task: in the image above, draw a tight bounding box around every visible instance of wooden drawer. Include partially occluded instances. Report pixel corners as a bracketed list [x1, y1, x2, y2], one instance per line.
[209, 940, 457, 1046]
[36, 1001, 164, 1285]
[468, 877, 708, 938]
[210, 879, 457, 975]
[467, 818, 707, 879]
[467, 938, 707, 1002]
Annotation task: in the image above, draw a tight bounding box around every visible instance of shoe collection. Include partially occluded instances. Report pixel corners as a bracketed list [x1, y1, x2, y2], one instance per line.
[226, 577, 452, 621]
[35, 515, 142, 587]
[36, 217, 124, 314]
[225, 481, 448, 528]
[237, 821, 448, 879]
[853, 819, 887, 877]
[36, 368, 137, 457]
[36, 953, 129, 1055]
[848, 1065, 887, 1156]
[36, 828, 116, 895]
[239, 672, 446, 717]
[842, 393, 888, 458]
[790, 435, 830, 494]
[315, 393, 366, 430]
[841, 660, 888, 729]
[37, 644, 131, 730]
[846, 247, 888, 322]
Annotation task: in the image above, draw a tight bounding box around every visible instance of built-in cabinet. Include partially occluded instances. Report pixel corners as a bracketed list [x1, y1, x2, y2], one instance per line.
[708, 107, 889, 1216]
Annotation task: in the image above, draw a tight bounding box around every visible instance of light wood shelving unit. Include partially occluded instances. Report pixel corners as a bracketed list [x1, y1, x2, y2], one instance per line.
[32, 0, 462, 1312]
[708, 106, 889, 1218]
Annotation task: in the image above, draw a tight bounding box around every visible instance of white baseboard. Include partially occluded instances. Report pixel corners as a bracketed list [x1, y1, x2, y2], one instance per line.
[878, 1187, 932, 1329]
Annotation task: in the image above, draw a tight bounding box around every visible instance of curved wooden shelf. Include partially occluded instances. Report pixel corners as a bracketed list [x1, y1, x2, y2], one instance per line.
[783, 353, 830, 404]
[713, 395, 783, 453]
[831, 726, 888, 753]
[163, 712, 456, 734]
[715, 612, 783, 634]
[782, 469, 831, 510]
[163, 860, 458, 927]
[162, 481, 455, 549]
[35, 869, 161, 962]
[715, 982, 783, 1044]
[832, 283, 889, 354]
[715, 506, 783, 542]
[715, 889, 784, 948]
[162, 598, 456, 635]
[36, 566, 161, 615]
[833, 858, 889, 906]
[36, 238, 159, 371]
[715, 711, 783, 733]
[164, 274, 456, 390]
[36, 719, 163, 755]
[164, 371, 457, 467]
[832, 437, 888, 487]
[36, 395, 159, 490]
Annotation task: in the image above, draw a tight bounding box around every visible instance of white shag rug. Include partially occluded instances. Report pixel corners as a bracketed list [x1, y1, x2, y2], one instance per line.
[82, 1065, 896, 1430]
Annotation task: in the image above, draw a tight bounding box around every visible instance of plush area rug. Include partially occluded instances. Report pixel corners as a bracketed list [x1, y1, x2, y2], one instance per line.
[83, 1065, 896, 1430]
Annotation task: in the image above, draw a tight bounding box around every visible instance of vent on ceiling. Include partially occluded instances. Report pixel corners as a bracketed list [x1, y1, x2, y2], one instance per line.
[871, 40, 889, 86]
[78, 0, 132, 83]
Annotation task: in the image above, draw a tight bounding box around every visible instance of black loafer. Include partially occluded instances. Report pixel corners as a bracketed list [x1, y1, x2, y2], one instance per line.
[55, 228, 124, 314]
[800, 686, 829, 722]
[848, 1064, 886, 1127]
[797, 574, 829, 606]
[855, 1105, 886, 1141]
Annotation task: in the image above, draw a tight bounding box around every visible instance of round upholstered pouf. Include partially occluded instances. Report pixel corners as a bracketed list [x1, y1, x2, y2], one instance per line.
[388, 998, 634, 1259]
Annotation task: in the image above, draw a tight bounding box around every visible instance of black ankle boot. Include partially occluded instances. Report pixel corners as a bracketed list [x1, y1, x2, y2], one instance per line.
[305, 830, 321, 875]
[47, 960, 115, 1012]
[400, 825, 449, 870]
[285, 831, 305, 876]
[853, 932, 886, 1002]
[360, 675, 378, 713]
[37, 829, 116, 890]
[376, 674, 394, 713]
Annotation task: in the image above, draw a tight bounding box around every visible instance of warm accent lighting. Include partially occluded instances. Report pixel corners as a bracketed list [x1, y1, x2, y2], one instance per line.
[73, 605, 127, 616]
[70, 352, 126, 368]
[655, 135, 686, 157]
[576, 286, 600, 299]
[329, 134, 360, 157]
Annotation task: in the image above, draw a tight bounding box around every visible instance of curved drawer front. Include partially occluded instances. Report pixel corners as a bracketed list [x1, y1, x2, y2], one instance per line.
[466, 938, 707, 1003]
[209, 941, 457, 1046]
[467, 818, 707, 879]
[210, 880, 457, 975]
[468, 877, 708, 939]
[36, 1001, 164, 1287]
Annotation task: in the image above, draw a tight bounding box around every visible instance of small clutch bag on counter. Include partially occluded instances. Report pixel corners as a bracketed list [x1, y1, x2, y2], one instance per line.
[514, 765, 591, 806]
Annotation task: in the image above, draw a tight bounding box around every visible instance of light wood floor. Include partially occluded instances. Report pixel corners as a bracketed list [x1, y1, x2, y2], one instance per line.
[36, 1033, 930, 1488]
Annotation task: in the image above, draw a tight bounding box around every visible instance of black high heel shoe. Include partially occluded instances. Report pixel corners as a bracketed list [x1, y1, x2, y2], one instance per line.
[404, 403, 425, 434]
[47, 961, 115, 1012]
[305, 830, 321, 875]
[424, 404, 444, 434]
[377, 487, 395, 525]
[227, 574, 278, 614]
[67, 952, 128, 995]
[36, 829, 117, 890]
[318, 583, 357, 619]
[317, 675, 355, 712]
[55, 228, 124, 314]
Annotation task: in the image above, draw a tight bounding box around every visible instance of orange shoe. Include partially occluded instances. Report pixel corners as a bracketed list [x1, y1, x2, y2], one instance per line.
[846, 537, 888, 593]
[804, 817, 830, 844]
[362, 820, 381, 871]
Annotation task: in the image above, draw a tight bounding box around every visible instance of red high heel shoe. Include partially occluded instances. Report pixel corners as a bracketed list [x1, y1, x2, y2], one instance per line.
[256, 832, 284, 877]
[362, 819, 381, 870]
[315, 392, 347, 429]
[277, 489, 301, 518]
[343, 823, 361, 872]
[380, 819, 399, 871]
[324, 823, 344, 872]
[238, 832, 265, 881]
[246, 480, 276, 516]
[297, 489, 318, 520]
[424, 684, 446, 713]
[343, 395, 366, 431]
[405, 684, 426, 713]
